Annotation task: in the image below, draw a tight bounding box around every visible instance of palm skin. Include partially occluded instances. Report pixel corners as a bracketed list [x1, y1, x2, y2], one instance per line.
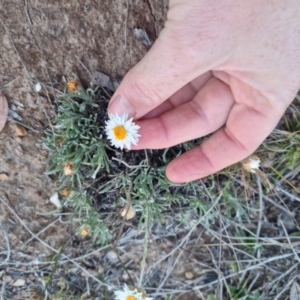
[108, 0, 300, 183]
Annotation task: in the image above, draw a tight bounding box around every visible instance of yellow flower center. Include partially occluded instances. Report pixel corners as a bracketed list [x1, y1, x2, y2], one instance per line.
[81, 229, 88, 236]
[113, 125, 127, 140]
[126, 296, 138, 300]
[61, 188, 71, 197]
[63, 162, 75, 175]
[67, 80, 80, 92]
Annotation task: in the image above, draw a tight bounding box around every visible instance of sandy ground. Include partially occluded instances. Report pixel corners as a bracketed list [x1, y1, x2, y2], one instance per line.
[0, 0, 167, 250]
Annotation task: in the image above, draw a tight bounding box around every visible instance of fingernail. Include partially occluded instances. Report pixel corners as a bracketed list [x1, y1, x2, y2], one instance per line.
[108, 94, 136, 119]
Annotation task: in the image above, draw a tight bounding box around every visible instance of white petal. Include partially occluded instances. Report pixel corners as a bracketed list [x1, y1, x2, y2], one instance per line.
[105, 113, 140, 150]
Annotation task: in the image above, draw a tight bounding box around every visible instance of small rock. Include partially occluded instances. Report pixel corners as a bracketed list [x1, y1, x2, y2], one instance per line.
[49, 192, 61, 209]
[35, 82, 42, 92]
[8, 109, 22, 121]
[277, 211, 296, 231]
[92, 71, 114, 91]
[15, 145, 24, 156]
[185, 271, 194, 279]
[13, 278, 26, 286]
[122, 272, 129, 280]
[81, 269, 98, 277]
[0, 173, 8, 181]
[133, 28, 152, 46]
[31, 258, 40, 265]
[12, 99, 24, 109]
[0, 91, 8, 132]
[11, 104, 17, 111]
[15, 124, 27, 137]
[106, 250, 118, 263]
[2, 275, 12, 282]
[9, 233, 17, 241]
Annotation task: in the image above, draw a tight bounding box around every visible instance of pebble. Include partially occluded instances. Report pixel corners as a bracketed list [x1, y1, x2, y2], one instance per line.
[15, 145, 24, 156]
[106, 250, 118, 263]
[13, 278, 26, 286]
[8, 109, 22, 121]
[185, 271, 194, 279]
[34, 83, 42, 92]
[49, 192, 62, 209]
[81, 269, 98, 277]
[0, 173, 8, 181]
[15, 124, 27, 137]
[2, 275, 12, 282]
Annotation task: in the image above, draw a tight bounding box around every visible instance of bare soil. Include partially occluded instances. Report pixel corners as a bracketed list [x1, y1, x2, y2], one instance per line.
[0, 0, 167, 247]
[0, 1, 168, 298]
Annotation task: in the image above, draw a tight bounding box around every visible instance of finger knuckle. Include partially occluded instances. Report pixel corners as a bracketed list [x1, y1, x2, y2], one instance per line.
[133, 79, 163, 107]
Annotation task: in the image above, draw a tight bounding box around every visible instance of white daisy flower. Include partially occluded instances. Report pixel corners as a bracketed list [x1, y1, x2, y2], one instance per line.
[105, 114, 140, 150]
[114, 284, 152, 300]
[242, 155, 261, 173]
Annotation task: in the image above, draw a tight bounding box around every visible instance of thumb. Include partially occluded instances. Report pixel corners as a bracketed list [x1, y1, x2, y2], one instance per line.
[108, 28, 207, 119]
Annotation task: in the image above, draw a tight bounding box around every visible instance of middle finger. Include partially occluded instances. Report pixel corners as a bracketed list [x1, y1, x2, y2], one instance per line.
[141, 71, 213, 119]
[133, 77, 235, 149]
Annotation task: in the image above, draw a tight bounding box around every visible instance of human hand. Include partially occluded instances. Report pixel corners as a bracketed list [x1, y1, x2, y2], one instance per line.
[108, 0, 300, 183]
